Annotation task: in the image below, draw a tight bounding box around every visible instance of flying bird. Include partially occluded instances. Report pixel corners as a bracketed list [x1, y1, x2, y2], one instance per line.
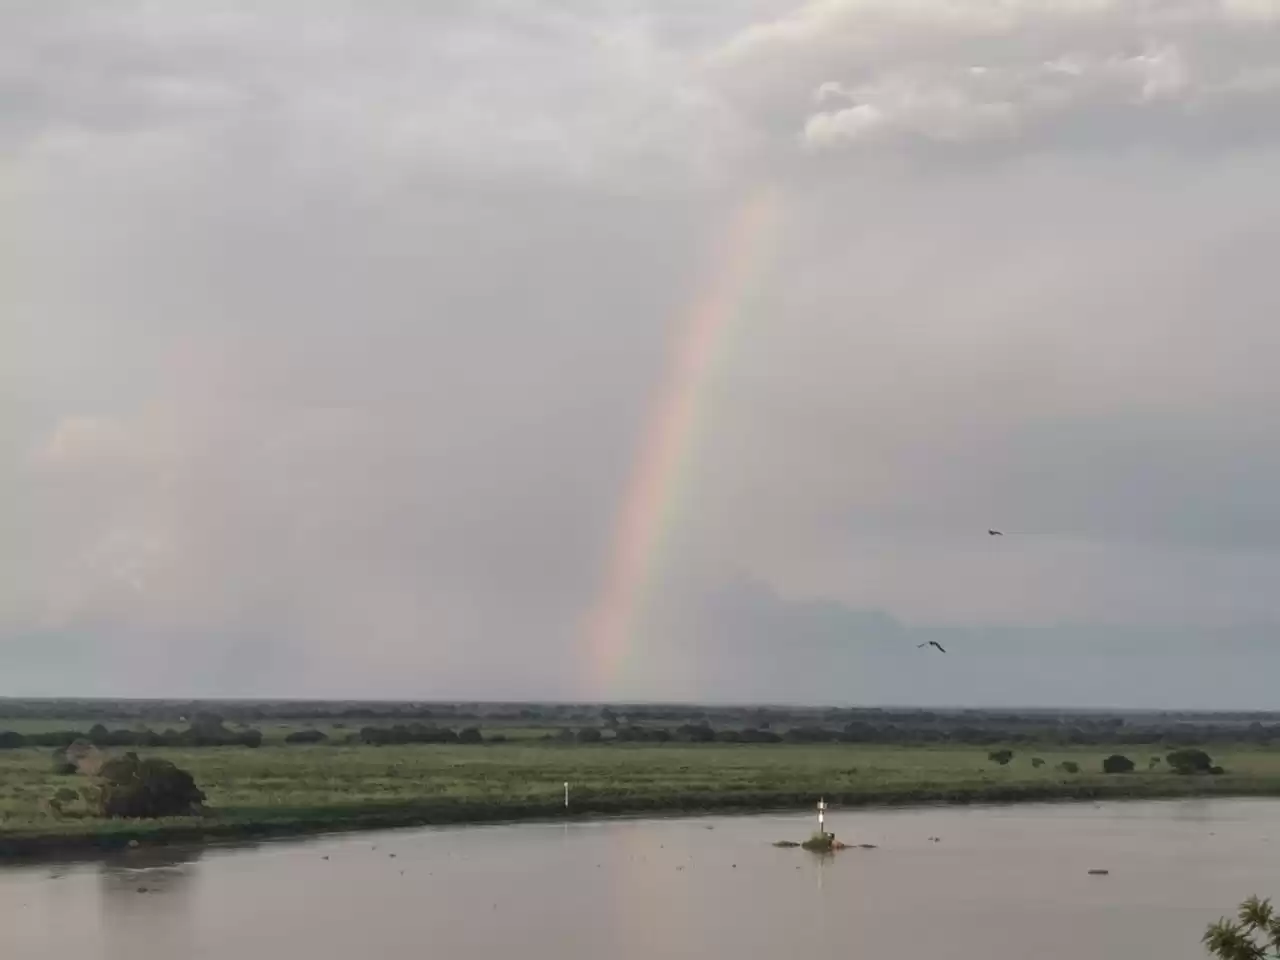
[917, 641, 947, 653]
[988, 529, 1003, 536]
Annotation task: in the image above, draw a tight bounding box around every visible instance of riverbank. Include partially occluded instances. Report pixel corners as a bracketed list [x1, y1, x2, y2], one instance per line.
[7, 747, 1280, 860]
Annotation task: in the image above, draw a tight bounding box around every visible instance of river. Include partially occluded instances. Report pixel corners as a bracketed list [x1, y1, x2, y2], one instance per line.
[2, 798, 1276, 959]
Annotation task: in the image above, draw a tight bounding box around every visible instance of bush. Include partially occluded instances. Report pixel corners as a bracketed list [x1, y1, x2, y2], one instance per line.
[1031, 757, 1045, 768]
[284, 729, 328, 744]
[801, 832, 836, 852]
[676, 723, 715, 743]
[1167, 748, 1214, 775]
[575, 727, 603, 744]
[1058, 761, 1080, 774]
[1102, 754, 1135, 774]
[95, 753, 206, 819]
[360, 724, 460, 745]
[458, 727, 483, 744]
[988, 749, 1014, 766]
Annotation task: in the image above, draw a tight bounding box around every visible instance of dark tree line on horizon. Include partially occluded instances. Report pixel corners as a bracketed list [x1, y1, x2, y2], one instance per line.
[2, 699, 1280, 750]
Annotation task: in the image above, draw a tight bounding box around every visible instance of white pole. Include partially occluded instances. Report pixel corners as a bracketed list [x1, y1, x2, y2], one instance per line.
[817, 797, 825, 832]
[564, 781, 569, 808]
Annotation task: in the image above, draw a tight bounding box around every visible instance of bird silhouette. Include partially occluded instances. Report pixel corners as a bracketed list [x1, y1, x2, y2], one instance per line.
[916, 641, 947, 653]
[988, 529, 1003, 536]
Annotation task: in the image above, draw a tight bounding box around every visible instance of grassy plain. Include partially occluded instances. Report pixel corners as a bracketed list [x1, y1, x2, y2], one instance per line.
[4, 741, 1280, 855]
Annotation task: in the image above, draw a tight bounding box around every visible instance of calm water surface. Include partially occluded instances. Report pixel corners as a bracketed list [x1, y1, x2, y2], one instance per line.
[3, 798, 1277, 959]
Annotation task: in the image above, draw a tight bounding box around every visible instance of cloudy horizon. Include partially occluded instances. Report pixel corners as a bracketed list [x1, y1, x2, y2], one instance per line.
[5, 0, 1280, 708]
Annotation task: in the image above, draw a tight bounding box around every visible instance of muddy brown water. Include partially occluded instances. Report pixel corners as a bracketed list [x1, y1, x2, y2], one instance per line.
[2, 798, 1277, 959]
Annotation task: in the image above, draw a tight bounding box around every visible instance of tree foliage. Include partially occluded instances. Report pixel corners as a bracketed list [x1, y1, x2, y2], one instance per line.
[1204, 896, 1280, 959]
[987, 749, 1014, 766]
[1168, 748, 1215, 775]
[95, 753, 206, 819]
[1102, 754, 1135, 774]
[284, 729, 329, 744]
[360, 724, 461, 745]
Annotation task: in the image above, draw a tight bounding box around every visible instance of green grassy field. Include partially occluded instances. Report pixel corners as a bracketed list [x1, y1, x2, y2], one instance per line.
[3, 741, 1280, 855]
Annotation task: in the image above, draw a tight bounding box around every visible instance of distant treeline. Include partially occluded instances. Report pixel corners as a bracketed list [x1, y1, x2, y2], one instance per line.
[8, 698, 1280, 729]
[3, 698, 1280, 749]
[0, 723, 263, 750]
[2, 718, 1278, 750]
[670, 721, 1280, 747]
[358, 724, 483, 745]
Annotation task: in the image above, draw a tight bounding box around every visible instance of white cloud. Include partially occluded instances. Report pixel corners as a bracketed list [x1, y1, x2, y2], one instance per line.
[802, 44, 1194, 147]
[708, 0, 1280, 153]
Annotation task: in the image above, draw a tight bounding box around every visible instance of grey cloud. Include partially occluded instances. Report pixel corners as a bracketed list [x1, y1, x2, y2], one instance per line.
[5, 0, 1280, 704]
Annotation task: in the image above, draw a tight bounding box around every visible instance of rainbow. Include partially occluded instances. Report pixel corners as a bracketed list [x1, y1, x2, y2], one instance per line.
[584, 187, 780, 696]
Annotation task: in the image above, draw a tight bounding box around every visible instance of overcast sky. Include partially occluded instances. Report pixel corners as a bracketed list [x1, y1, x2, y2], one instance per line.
[5, 0, 1280, 707]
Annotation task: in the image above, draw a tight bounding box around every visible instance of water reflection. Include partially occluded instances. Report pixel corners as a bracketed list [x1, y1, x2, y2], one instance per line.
[1, 800, 1278, 960]
[98, 846, 203, 960]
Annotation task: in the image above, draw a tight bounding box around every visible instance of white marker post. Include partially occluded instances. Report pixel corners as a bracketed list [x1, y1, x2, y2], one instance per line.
[817, 797, 827, 835]
[564, 782, 570, 809]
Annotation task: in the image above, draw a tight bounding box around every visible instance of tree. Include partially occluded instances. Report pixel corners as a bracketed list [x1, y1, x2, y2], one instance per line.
[284, 729, 328, 744]
[676, 723, 715, 743]
[987, 749, 1014, 766]
[95, 753, 205, 819]
[1205, 895, 1280, 959]
[576, 727, 603, 743]
[457, 727, 483, 744]
[1102, 754, 1135, 774]
[1168, 748, 1214, 775]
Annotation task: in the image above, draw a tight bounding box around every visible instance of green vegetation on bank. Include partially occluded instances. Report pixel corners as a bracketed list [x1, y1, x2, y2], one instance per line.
[3, 741, 1280, 857]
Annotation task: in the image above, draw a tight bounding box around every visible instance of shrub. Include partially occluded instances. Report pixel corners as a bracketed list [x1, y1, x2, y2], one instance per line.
[1031, 757, 1045, 768]
[95, 753, 206, 819]
[1058, 761, 1080, 774]
[1167, 748, 1214, 775]
[284, 729, 328, 744]
[801, 832, 836, 852]
[575, 727, 603, 744]
[457, 727, 483, 744]
[360, 724, 460, 745]
[988, 749, 1014, 766]
[676, 723, 715, 743]
[1102, 754, 1135, 774]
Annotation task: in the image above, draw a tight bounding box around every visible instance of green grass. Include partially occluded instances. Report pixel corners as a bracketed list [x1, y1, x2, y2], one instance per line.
[3, 743, 1280, 856]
